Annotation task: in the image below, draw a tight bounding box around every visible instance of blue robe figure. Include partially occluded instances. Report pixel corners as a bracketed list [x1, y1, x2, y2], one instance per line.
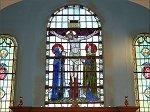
[51, 46, 65, 101]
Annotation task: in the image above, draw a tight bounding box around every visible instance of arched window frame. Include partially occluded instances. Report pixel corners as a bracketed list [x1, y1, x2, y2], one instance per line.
[45, 4, 104, 107]
[133, 33, 150, 112]
[0, 34, 18, 112]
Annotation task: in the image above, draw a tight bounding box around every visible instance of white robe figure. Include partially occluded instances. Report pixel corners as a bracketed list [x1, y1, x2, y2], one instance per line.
[50, 30, 98, 82]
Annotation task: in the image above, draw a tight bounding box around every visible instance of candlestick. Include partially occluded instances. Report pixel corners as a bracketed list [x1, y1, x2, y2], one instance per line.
[124, 96, 129, 106]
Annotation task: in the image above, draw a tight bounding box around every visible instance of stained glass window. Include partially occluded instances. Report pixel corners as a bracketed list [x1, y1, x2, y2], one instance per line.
[0, 34, 17, 112]
[133, 33, 150, 112]
[45, 5, 104, 107]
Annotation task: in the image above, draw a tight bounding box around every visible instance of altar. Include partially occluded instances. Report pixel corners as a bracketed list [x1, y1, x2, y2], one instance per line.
[10, 106, 139, 112]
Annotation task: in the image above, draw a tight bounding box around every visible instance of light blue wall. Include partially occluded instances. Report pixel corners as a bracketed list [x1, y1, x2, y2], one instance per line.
[0, 0, 149, 107]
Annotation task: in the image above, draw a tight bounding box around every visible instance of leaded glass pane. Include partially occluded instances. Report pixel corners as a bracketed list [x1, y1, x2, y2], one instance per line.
[45, 5, 103, 107]
[0, 34, 17, 112]
[133, 33, 150, 112]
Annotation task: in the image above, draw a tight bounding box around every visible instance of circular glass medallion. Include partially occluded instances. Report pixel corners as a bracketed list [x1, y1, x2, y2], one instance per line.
[0, 49, 8, 59]
[141, 47, 150, 57]
[144, 87, 150, 99]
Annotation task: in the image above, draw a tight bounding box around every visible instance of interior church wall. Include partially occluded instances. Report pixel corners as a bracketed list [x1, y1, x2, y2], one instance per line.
[0, 0, 149, 107]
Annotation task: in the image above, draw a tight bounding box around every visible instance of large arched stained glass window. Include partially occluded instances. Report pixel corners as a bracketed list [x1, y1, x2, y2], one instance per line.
[0, 34, 17, 112]
[45, 5, 104, 107]
[133, 33, 150, 112]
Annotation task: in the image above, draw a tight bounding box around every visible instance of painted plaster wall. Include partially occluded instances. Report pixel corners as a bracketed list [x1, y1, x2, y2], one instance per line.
[0, 0, 149, 107]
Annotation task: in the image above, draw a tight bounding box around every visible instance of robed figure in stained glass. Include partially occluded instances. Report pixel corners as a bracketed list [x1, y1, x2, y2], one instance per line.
[50, 30, 98, 99]
[45, 5, 104, 107]
[51, 44, 65, 101]
[82, 44, 99, 101]
[50, 30, 98, 82]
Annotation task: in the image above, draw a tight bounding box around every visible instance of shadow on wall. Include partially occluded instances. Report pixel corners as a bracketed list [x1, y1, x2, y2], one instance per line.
[103, 32, 115, 106]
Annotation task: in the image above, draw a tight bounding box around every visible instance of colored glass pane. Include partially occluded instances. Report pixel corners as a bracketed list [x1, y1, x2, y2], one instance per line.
[0, 49, 8, 58]
[144, 87, 150, 99]
[141, 47, 150, 57]
[142, 62, 150, 79]
[0, 34, 17, 112]
[45, 5, 104, 107]
[0, 63, 7, 80]
[133, 33, 150, 112]
[0, 88, 5, 99]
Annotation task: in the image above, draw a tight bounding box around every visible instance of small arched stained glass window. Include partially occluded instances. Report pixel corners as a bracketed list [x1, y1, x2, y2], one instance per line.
[133, 33, 150, 112]
[45, 5, 104, 107]
[0, 34, 18, 112]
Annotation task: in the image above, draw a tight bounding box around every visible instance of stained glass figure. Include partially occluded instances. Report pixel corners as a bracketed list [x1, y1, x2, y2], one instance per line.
[50, 30, 98, 83]
[82, 43, 98, 101]
[0, 63, 7, 80]
[51, 44, 65, 101]
[45, 5, 104, 107]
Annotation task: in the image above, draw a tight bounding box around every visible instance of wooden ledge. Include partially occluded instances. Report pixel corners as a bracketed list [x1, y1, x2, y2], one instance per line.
[10, 106, 139, 112]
